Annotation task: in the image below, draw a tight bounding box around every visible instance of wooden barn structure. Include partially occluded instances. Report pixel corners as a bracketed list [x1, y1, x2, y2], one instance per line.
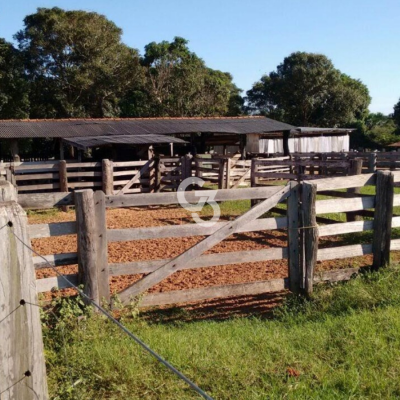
[0, 117, 353, 161]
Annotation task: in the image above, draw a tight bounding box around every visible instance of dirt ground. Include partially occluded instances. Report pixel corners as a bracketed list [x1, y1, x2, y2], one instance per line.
[29, 205, 392, 307]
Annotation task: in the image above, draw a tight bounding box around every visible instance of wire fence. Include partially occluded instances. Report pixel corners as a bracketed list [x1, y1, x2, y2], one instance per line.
[4, 222, 214, 400]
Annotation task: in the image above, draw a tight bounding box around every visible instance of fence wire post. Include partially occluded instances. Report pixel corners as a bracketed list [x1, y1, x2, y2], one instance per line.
[287, 181, 301, 293]
[372, 171, 394, 270]
[75, 189, 100, 305]
[102, 159, 114, 195]
[0, 181, 48, 399]
[301, 182, 318, 296]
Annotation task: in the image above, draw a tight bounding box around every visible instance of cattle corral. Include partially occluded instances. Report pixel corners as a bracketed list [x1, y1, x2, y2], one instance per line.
[21, 169, 400, 309]
[2, 165, 400, 399]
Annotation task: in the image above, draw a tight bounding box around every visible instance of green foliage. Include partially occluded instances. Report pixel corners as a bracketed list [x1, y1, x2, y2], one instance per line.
[0, 38, 29, 118]
[393, 98, 400, 128]
[15, 7, 141, 118]
[350, 112, 400, 149]
[121, 37, 243, 117]
[246, 52, 371, 127]
[44, 265, 400, 399]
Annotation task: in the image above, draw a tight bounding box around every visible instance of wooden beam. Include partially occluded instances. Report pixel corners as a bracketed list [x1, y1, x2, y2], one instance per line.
[75, 190, 99, 305]
[0, 198, 48, 398]
[372, 171, 394, 270]
[302, 182, 318, 295]
[287, 181, 301, 293]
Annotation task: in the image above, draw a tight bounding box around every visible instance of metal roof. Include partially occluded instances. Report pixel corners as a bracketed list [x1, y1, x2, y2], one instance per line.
[292, 127, 355, 135]
[0, 117, 295, 139]
[63, 134, 188, 150]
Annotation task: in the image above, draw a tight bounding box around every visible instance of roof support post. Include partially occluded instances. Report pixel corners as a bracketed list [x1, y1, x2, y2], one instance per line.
[283, 131, 290, 157]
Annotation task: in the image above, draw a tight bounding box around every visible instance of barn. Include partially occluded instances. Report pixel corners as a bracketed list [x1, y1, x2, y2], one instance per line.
[0, 117, 353, 161]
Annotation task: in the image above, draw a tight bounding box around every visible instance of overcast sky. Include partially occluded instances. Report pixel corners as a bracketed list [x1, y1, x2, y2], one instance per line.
[2, 0, 399, 114]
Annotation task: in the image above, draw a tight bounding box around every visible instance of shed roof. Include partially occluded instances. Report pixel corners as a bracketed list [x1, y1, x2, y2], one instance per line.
[63, 134, 187, 150]
[0, 116, 295, 139]
[293, 127, 355, 135]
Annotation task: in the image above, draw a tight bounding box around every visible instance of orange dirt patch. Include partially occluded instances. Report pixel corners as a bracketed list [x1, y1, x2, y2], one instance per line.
[30, 207, 398, 302]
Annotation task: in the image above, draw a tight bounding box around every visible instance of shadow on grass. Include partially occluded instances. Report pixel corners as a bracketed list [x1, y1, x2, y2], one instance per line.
[140, 291, 288, 325]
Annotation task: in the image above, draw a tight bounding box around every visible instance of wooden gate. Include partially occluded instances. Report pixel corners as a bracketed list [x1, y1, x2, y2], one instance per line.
[116, 184, 291, 304]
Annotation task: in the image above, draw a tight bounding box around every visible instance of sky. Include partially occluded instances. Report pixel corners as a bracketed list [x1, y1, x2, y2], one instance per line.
[1, 0, 399, 114]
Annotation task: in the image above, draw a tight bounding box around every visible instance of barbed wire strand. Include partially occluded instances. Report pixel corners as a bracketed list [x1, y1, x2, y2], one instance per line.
[0, 375, 28, 396]
[9, 226, 214, 400]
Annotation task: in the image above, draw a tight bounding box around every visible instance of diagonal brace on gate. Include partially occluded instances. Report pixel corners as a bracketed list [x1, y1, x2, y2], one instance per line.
[117, 159, 153, 195]
[117, 183, 291, 304]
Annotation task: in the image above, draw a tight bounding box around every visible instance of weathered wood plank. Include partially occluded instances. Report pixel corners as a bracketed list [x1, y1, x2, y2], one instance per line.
[372, 171, 394, 269]
[140, 278, 288, 307]
[18, 183, 61, 191]
[112, 161, 147, 168]
[36, 274, 79, 292]
[33, 252, 78, 268]
[317, 243, 373, 261]
[107, 216, 287, 242]
[105, 186, 285, 208]
[302, 182, 318, 295]
[94, 190, 110, 302]
[15, 172, 59, 181]
[75, 190, 99, 305]
[109, 247, 288, 275]
[67, 171, 102, 178]
[315, 196, 375, 214]
[102, 159, 113, 195]
[68, 181, 102, 189]
[18, 192, 74, 209]
[28, 221, 77, 238]
[287, 181, 301, 293]
[0, 201, 48, 398]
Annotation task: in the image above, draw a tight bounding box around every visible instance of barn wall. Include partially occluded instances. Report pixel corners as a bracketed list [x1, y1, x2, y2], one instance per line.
[258, 135, 350, 154]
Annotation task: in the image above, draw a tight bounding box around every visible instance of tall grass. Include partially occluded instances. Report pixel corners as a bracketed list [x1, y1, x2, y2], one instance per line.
[44, 265, 400, 399]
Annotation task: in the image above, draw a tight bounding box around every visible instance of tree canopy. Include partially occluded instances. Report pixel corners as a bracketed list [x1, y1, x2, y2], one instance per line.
[15, 7, 141, 118]
[0, 38, 29, 119]
[121, 37, 242, 117]
[246, 52, 371, 127]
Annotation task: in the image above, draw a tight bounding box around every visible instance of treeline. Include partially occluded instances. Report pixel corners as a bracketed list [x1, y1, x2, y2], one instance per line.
[0, 7, 400, 148]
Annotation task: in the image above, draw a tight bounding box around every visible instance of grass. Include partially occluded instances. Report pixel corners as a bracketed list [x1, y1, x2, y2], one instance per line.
[44, 265, 400, 399]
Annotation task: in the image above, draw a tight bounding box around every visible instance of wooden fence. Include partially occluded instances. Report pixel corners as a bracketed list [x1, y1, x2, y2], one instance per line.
[29, 170, 400, 307]
[4, 151, 400, 199]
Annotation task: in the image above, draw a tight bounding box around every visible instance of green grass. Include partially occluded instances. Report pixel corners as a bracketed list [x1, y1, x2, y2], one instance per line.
[44, 265, 400, 399]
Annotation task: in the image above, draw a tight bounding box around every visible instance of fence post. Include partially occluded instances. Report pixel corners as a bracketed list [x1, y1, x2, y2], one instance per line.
[250, 158, 258, 207]
[5, 167, 16, 186]
[154, 156, 161, 192]
[287, 181, 301, 293]
[372, 171, 394, 270]
[75, 189, 99, 305]
[59, 160, 69, 212]
[218, 158, 224, 189]
[301, 182, 318, 295]
[0, 182, 48, 399]
[368, 152, 377, 173]
[347, 158, 363, 222]
[94, 190, 110, 303]
[102, 159, 114, 195]
[225, 158, 232, 189]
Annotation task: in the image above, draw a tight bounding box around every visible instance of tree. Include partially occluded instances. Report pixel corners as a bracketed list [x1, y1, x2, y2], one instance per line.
[121, 37, 242, 117]
[393, 98, 400, 128]
[15, 7, 141, 118]
[0, 38, 29, 119]
[349, 113, 399, 149]
[246, 52, 370, 127]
